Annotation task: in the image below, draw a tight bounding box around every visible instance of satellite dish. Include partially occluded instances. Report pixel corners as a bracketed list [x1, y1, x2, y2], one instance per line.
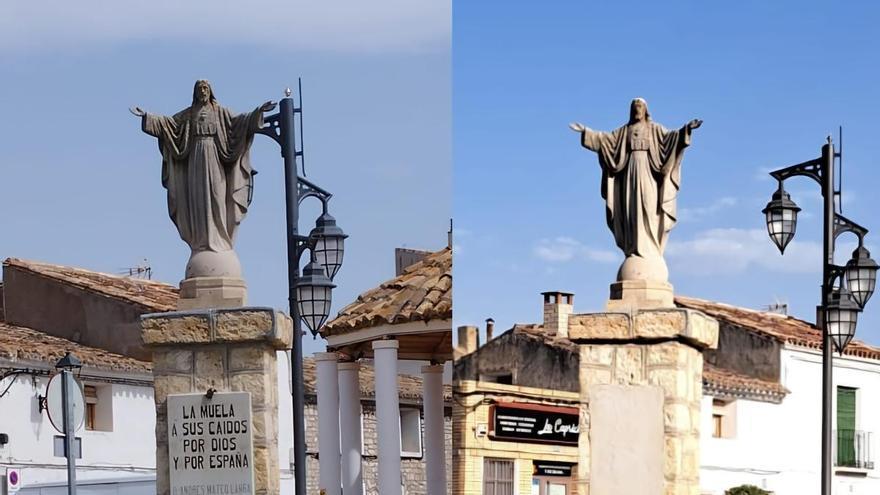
[45, 373, 85, 434]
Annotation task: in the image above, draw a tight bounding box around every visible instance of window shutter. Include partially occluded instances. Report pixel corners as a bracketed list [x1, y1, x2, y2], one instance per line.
[837, 386, 857, 466]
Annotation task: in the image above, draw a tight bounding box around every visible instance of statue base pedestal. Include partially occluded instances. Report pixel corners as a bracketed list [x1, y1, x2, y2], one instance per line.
[179, 277, 247, 310]
[142, 308, 292, 495]
[568, 309, 719, 495]
[606, 280, 674, 311]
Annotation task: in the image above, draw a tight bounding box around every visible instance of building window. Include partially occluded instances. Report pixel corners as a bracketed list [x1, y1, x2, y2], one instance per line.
[84, 385, 97, 431]
[712, 413, 723, 438]
[483, 458, 515, 495]
[81, 384, 113, 432]
[480, 372, 514, 385]
[712, 398, 737, 439]
[400, 407, 422, 458]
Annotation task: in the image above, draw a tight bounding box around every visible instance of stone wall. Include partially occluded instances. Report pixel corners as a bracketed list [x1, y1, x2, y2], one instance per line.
[570, 309, 718, 495]
[4, 264, 153, 360]
[144, 308, 292, 495]
[453, 331, 579, 392]
[705, 321, 780, 382]
[452, 381, 580, 495]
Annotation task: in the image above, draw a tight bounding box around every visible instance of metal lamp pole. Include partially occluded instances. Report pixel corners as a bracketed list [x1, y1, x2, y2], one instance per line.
[257, 81, 346, 495]
[763, 136, 877, 495]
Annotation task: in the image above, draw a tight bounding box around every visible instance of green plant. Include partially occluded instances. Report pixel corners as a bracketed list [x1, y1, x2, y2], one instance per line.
[725, 485, 770, 495]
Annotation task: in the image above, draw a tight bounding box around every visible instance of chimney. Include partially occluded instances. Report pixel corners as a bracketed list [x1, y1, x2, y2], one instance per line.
[542, 291, 574, 338]
[395, 248, 431, 276]
[457, 325, 479, 355]
[485, 318, 495, 341]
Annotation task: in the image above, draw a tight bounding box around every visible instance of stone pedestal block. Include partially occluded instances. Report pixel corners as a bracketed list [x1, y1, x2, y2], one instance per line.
[568, 309, 718, 495]
[606, 279, 674, 311]
[178, 277, 248, 310]
[142, 308, 293, 495]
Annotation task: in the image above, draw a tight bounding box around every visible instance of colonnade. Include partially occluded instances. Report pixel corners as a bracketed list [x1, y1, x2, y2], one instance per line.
[314, 340, 447, 495]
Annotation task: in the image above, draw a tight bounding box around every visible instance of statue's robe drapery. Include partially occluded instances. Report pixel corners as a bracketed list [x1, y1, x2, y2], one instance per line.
[143, 103, 263, 252]
[581, 121, 692, 258]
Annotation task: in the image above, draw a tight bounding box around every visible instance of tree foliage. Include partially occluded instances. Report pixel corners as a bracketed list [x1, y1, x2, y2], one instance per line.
[725, 485, 770, 495]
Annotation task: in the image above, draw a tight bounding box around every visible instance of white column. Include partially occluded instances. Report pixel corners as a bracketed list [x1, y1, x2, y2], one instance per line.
[315, 352, 341, 495]
[372, 340, 402, 495]
[338, 361, 363, 495]
[421, 364, 447, 495]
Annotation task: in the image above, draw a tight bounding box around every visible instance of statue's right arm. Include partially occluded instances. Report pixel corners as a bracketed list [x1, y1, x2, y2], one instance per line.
[570, 122, 604, 152]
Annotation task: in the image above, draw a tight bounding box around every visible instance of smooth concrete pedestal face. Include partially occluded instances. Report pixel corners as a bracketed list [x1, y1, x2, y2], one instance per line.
[142, 308, 293, 495]
[178, 277, 247, 310]
[590, 385, 664, 495]
[571, 309, 718, 495]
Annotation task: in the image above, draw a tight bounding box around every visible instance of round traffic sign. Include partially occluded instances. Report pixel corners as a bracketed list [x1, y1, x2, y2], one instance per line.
[45, 373, 85, 434]
[8, 469, 19, 487]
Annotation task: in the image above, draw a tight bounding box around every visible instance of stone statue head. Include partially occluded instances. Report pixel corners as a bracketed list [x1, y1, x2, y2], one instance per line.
[629, 98, 650, 124]
[192, 80, 216, 106]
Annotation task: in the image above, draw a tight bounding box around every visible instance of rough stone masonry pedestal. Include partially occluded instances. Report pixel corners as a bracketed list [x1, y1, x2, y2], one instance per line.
[568, 309, 718, 495]
[142, 308, 293, 495]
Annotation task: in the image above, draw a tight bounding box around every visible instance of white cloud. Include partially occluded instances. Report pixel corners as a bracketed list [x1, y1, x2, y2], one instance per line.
[0, 0, 449, 54]
[666, 228, 822, 276]
[534, 237, 618, 264]
[678, 196, 738, 222]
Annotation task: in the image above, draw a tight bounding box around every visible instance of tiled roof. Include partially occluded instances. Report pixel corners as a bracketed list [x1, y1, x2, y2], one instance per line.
[703, 363, 788, 403]
[0, 321, 152, 373]
[4, 258, 178, 312]
[301, 357, 451, 402]
[322, 248, 452, 336]
[675, 295, 880, 360]
[510, 324, 577, 351]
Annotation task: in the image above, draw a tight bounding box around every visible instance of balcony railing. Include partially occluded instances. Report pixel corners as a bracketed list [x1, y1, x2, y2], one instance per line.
[835, 429, 874, 469]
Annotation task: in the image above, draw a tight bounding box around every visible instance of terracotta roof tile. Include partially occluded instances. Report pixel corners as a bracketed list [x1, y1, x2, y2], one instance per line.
[0, 322, 152, 373]
[703, 363, 788, 403]
[322, 248, 452, 336]
[4, 258, 178, 312]
[675, 295, 880, 360]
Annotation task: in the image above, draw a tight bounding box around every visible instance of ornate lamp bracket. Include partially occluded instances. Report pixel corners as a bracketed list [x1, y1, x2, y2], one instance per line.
[827, 264, 848, 289]
[256, 113, 283, 145]
[770, 157, 824, 186]
[297, 176, 332, 209]
[833, 213, 869, 245]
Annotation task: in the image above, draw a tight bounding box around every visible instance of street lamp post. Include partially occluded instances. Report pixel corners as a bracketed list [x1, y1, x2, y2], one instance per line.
[257, 80, 348, 495]
[762, 136, 878, 495]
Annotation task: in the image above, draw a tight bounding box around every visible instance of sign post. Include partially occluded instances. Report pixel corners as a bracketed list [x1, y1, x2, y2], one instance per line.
[167, 392, 255, 495]
[61, 370, 79, 495]
[47, 353, 84, 495]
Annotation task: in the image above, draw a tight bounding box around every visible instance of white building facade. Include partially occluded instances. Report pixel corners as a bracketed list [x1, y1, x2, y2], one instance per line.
[0, 256, 452, 495]
[0, 329, 156, 491]
[700, 345, 880, 495]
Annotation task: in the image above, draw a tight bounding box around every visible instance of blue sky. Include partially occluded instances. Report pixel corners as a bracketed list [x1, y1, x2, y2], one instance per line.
[453, 1, 880, 345]
[0, 0, 450, 357]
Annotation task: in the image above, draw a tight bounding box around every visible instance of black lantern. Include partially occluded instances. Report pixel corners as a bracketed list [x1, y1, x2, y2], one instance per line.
[309, 212, 347, 280]
[845, 246, 879, 308]
[295, 260, 336, 336]
[55, 352, 82, 373]
[763, 186, 801, 254]
[825, 286, 861, 353]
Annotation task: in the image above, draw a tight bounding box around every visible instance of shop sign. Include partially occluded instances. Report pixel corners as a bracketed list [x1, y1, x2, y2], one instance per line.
[490, 403, 579, 445]
[533, 461, 574, 477]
